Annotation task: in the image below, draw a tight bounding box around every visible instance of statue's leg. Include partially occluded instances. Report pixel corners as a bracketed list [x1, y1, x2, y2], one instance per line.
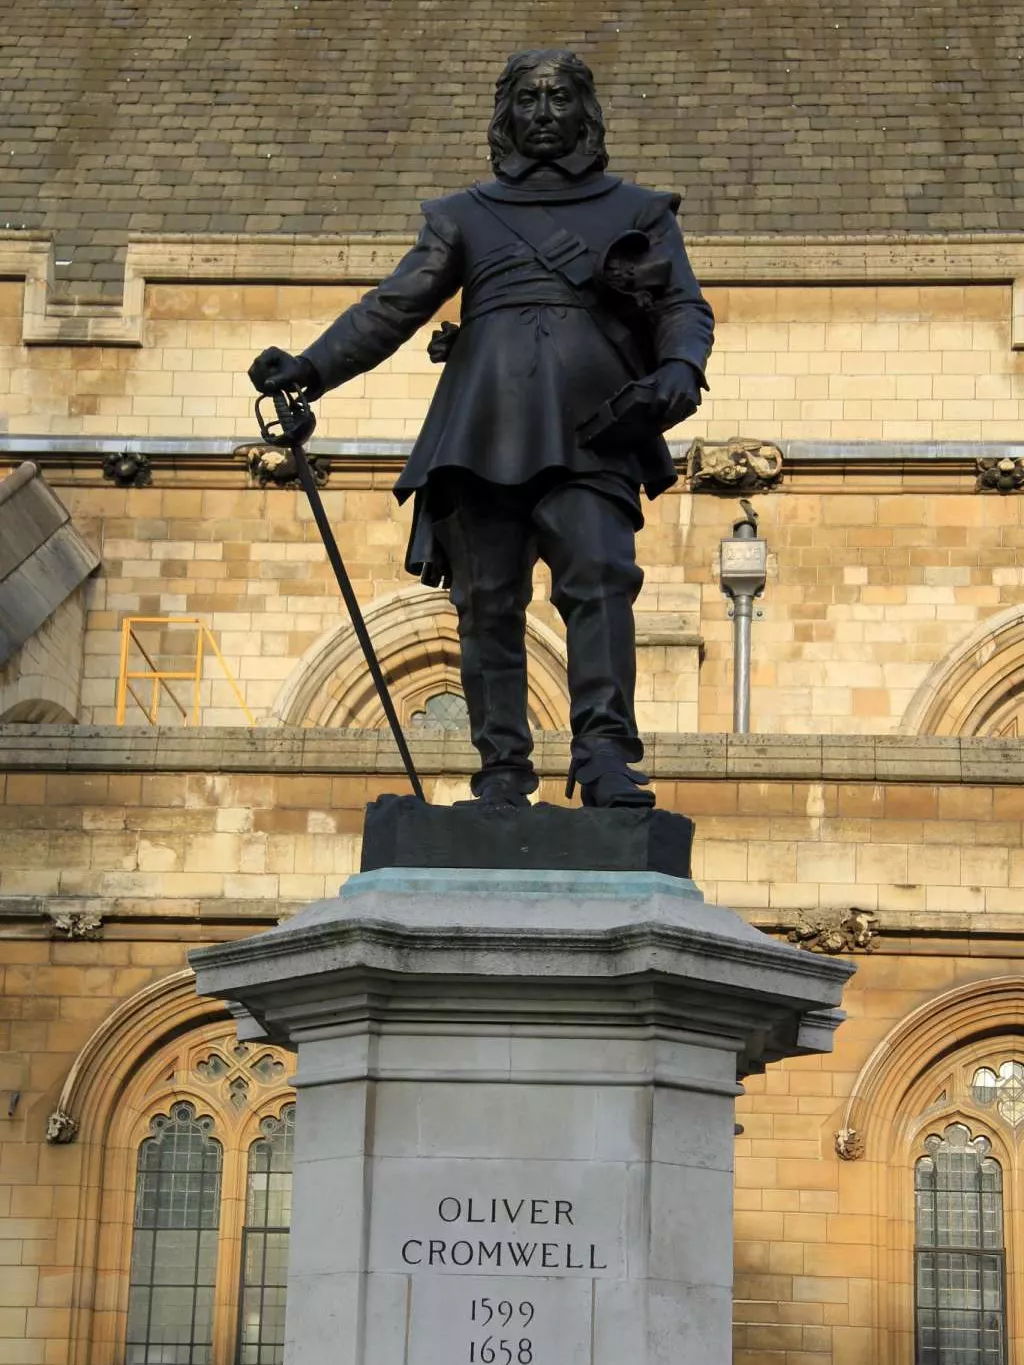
[431, 477, 538, 804]
[533, 483, 654, 808]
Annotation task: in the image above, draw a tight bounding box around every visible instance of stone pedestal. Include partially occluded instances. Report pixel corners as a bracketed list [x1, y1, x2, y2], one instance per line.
[360, 794, 695, 878]
[191, 868, 852, 1365]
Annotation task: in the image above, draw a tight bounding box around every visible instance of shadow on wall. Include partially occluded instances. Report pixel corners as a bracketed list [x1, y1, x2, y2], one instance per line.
[0, 699, 76, 723]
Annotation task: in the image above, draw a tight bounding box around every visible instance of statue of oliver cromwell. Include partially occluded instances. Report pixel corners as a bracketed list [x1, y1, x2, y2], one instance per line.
[250, 49, 714, 810]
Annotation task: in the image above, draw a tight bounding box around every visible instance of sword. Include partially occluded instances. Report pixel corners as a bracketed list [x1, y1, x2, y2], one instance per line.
[255, 389, 426, 802]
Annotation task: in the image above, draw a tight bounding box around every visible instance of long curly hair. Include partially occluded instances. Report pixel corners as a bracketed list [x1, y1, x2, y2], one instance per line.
[488, 49, 608, 172]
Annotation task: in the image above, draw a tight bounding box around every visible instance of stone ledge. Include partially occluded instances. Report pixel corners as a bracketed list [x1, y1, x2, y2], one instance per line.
[7, 230, 1024, 348]
[190, 867, 852, 1078]
[2, 725, 1022, 784]
[4, 891, 1024, 947]
[2, 437, 1024, 498]
[0, 894, 293, 932]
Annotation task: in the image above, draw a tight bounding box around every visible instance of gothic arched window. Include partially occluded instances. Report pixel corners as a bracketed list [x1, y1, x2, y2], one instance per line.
[101, 1027, 296, 1365]
[126, 1103, 223, 1363]
[238, 1106, 295, 1364]
[915, 1122, 1006, 1365]
[408, 690, 471, 731]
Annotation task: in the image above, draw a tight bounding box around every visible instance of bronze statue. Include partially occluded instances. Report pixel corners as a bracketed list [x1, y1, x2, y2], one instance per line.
[249, 49, 714, 809]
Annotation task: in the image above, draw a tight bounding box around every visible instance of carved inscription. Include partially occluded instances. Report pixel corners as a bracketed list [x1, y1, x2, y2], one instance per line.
[468, 1297, 535, 1363]
[402, 1196, 606, 1365]
[401, 1195, 608, 1272]
[408, 1274, 592, 1365]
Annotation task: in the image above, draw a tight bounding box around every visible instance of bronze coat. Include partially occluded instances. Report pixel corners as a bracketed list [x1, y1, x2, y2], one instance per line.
[302, 170, 715, 581]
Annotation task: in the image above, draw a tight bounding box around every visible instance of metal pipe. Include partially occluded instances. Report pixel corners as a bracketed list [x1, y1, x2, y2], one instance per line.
[732, 594, 753, 733]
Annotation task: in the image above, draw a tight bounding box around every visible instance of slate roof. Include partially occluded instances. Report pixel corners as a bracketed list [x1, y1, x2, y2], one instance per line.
[2, 0, 1023, 293]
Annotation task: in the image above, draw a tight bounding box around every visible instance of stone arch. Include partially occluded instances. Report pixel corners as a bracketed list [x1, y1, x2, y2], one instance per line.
[47, 972, 228, 1364]
[833, 977, 1024, 1365]
[49, 970, 297, 1365]
[901, 606, 1024, 736]
[47, 969, 226, 1145]
[270, 585, 570, 730]
[839, 976, 1024, 1155]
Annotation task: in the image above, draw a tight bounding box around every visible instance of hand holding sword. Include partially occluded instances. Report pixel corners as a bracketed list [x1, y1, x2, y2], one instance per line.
[250, 350, 426, 802]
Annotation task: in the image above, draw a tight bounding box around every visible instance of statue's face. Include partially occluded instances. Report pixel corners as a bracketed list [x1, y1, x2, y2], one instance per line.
[509, 62, 584, 161]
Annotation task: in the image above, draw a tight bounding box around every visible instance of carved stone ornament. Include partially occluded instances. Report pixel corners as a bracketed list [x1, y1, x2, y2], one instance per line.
[48, 909, 103, 940]
[45, 1109, 79, 1144]
[976, 456, 1024, 494]
[685, 437, 783, 493]
[834, 1126, 865, 1161]
[236, 442, 331, 489]
[102, 449, 152, 488]
[788, 908, 879, 955]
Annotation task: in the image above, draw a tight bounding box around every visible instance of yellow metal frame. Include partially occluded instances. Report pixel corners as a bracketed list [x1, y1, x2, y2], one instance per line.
[115, 616, 256, 726]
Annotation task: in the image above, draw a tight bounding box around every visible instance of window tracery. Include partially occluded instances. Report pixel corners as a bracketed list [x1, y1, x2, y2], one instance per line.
[106, 1024, 296, 1365]
[409, 690, 471, 730]
[970, 1062, 1024, 1128]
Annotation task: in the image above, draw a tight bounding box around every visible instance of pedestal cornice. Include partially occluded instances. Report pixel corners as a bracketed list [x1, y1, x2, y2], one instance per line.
[192, 868, 852, 1081]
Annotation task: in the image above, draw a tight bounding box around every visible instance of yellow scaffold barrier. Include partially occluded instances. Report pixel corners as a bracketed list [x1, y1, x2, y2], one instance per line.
[115, 616, 256, 726]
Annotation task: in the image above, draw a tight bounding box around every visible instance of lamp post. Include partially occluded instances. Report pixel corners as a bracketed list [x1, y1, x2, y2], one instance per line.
[719, 499, 767, 733]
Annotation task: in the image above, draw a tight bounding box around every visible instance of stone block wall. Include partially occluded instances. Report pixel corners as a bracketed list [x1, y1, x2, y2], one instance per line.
[2, 276, 1023, 444]
[0, 934, 192, 1365]
[2, 915, 1015, 1365]
[18, 476, 1022, 736]
[1, 730, 1022, 1365]
[3, 263, 1024, 736]
[1, 736, 1021, 923]
[2, 244, 1024, 1363]
[732, 950, 1010, 1365]
[0, 727, 1019, 921]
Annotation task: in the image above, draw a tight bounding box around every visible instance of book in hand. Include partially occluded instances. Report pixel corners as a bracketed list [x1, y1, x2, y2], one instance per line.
[577, 381, 661, 456]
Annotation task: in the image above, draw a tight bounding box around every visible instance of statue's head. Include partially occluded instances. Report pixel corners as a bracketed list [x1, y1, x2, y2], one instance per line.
[488, 49, 608, 171]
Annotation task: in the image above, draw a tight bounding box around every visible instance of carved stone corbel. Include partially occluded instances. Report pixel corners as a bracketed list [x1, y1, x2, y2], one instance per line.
[102, 450, 151, 487]
[788, 908, 879, 954]
[685, 437, 783, 493]
[48, 909, 103, 940]
[834, 1127, 865, 1161]
[45, 1109, 79, 1144]
[235, 443, 331, 489]
[976, 456, 1024, 494]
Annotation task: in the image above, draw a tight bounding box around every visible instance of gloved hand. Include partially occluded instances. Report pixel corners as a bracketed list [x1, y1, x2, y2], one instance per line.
[427, 321, 460, 364]
[248, 347, 317, 395]
[640, 359, 705, 428]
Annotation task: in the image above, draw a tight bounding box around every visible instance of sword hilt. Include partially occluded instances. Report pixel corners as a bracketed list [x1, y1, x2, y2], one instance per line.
[255, 389, 317, 448]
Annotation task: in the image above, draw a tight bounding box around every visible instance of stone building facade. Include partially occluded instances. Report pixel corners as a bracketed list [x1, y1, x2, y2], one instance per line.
[4, 3, 1024, 1363]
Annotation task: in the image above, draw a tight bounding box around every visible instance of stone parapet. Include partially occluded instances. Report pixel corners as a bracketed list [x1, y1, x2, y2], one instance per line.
[2, 724, 1023, 785]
